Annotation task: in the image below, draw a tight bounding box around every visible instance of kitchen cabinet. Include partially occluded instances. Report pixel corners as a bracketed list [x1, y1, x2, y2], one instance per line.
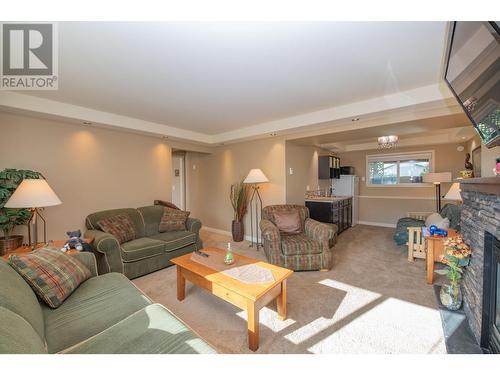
[318, 155, 340, 179]
[305, 197, 352, 234]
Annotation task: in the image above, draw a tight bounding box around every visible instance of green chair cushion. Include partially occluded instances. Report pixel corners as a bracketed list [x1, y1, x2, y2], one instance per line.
[0, 259, 45, 340]
[0, 307, 47, 354]
[281, 233, 323, 256]
[66, 304, 216, 354]
[120, 237, 166, 262]
[43, 273, 150, 353]
[148, 231, 196, 253]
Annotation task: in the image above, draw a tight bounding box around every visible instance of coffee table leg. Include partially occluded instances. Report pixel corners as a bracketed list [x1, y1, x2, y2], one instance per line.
[247, 301, 259, 351]
[277, 279, 287, 320]
[177, 265, 185, 301]
[426, 241, 434, 285]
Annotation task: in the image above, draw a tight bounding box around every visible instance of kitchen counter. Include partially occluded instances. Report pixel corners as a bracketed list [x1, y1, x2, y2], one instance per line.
[304, 196, 353, 234]
[304, 195, 351, 202]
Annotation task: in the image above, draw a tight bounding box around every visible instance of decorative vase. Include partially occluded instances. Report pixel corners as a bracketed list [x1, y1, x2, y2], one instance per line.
[440, 283, 463, 311]
[0, 235, 23, 256]
[224, 242, 235, 265]
[231, 220, 244, 242]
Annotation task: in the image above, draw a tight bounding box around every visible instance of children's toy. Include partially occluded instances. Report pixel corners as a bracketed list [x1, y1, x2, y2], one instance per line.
[429, 225, 448, 237]
[62, 230, 92, 252]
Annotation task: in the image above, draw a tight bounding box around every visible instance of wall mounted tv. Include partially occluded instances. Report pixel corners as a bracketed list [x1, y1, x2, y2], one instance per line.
[444, 21, 500, 148]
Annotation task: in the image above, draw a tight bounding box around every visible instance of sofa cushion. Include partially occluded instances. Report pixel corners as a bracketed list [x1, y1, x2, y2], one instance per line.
[9, 248, 91, 308]
[98, 213, 137, 244]
[159, 207, 190, 232]
[281, 233, 323, 256]
[0, 259, 45, 341]
[86, 208, 145, 238]
[149, 231, 197, 252]
[66, 304, 216, 354]
[43, 273, 150, 353]
[137, 205, 166, 237]
[0, 307, 47, 354]
[120, 237, 166, 262]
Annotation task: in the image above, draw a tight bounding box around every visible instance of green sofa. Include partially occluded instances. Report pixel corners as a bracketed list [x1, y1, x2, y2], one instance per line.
[84, 206, 202, 279]
[0, 251, 215, 354]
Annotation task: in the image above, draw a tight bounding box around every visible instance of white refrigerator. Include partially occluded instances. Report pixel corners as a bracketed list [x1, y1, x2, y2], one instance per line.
[331, 175, 359, 226]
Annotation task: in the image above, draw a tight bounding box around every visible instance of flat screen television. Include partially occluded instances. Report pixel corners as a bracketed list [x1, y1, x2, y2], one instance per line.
[444, 21, 500, 148]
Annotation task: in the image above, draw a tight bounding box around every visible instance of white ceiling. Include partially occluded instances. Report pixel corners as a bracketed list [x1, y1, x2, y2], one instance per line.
[23, 21, 449, 136]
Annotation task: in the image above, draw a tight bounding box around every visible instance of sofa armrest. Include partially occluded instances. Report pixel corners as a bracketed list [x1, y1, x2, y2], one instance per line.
[259, 219, 281, 265]
[305, 218, 337, 247]
[186, 217, 202, 236]
[84, 229, 124, 274]
[70, 252, 98, 277]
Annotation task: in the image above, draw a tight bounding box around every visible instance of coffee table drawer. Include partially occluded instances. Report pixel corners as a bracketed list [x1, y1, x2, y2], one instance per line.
[212, 284, 248, 310]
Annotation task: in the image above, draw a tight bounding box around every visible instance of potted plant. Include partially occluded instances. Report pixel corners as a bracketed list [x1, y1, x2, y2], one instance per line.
[230, 179, 250, 242]
[435, 235, 472, 310]
[0, 168, 42, 255]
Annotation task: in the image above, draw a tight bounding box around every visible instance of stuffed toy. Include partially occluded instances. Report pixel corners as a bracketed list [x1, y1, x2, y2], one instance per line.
[63, 230, 92, 252]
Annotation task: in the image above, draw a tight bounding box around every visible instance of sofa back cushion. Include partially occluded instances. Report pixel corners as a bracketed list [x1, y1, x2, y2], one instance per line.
[137, 205, 165, 236]
[0, 259, 45, 341]
[0, 307, 47, 354]
[86, 208, 145, 238]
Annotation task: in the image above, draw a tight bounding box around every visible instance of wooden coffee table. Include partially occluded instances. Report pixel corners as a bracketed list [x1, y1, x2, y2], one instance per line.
[171, 247, 293, 351]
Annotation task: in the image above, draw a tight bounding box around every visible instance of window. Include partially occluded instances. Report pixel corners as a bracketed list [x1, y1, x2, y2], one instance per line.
[366, 151, 433, 186]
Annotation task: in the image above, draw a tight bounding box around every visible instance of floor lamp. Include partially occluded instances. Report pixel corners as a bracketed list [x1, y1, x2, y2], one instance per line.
[4, 179, 62, 248]
[244, 169, 269, 249]
[423, 172, 452, 212]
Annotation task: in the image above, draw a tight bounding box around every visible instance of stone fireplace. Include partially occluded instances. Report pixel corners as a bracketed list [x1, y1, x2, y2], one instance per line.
[460, 177, 500, 353]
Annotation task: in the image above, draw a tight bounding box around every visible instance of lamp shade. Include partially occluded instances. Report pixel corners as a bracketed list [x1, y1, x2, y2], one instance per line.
[4, 179, 62, 208]
[423, 172, 452, 184]
[243, 169, 269, 184]
[444, 182, 462, 201]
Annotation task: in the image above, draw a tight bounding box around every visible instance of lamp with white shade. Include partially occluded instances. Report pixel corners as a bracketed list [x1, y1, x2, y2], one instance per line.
[423, 172, 452, 212]
[5, 179, 62, 247]
[243, 169, 269, 249]
[444, 182, 462, 202]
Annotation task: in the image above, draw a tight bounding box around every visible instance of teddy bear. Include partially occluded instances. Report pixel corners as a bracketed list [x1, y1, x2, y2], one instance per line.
[63, 230, 92, 252]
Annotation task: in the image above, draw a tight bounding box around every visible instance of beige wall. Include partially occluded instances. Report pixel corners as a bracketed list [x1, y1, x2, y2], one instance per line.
[338, 143, 466, 225]
[185, 137, 286, 234]
[285, 141, 326, 204]
[0, 112, 172, 240]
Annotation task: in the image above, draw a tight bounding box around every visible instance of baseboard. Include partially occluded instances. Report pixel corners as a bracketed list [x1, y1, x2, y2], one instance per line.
[357, 220, 397, 228]
[201, 226, 256, 242]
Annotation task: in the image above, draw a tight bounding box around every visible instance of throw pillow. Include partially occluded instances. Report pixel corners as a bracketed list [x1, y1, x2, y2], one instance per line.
[425, 212, 450, 229]
[273, 211, 302, 234]
[9, 247, 91, 308]
[97, 213, 137, 244]
[159, 207, 190, 232]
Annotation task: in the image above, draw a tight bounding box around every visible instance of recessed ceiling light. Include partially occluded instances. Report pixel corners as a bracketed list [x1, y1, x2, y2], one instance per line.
[351, 118, 360, 122]
[162, 136, 169, 139]
[270, 132, 278, 136]
[82, 121, 92, 125]
[461, 136, 466, 140]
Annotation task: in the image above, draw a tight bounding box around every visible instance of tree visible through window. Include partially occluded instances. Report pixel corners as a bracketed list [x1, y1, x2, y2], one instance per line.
[367, 152, 432, 186]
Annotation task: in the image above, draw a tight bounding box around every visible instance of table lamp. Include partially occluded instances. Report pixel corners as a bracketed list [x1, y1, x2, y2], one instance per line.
[444, 182, 462, 203]
[244, 169, 269, 249]
[4, 178, 62, 248]
[423, 172, 452, 212]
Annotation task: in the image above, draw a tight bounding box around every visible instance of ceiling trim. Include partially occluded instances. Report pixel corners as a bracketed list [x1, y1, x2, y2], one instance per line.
[0, 82, 459, 146]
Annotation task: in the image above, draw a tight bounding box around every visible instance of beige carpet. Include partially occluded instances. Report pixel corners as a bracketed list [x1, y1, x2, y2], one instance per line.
[133, 225, 446, 354]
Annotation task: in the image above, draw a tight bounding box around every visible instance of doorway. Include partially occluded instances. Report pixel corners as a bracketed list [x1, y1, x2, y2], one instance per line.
[172, 152, 186, 210]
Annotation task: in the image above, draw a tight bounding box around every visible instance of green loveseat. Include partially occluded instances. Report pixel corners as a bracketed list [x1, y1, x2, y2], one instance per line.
[0, 251, 215, 354]
[84, 206, 202, 279]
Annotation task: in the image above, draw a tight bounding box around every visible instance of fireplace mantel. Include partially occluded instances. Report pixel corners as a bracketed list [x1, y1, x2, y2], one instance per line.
[460, 177, 500, 195]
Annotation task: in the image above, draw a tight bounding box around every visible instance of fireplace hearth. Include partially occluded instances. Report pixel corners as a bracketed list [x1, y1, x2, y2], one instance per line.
[480, 232, 500, 353]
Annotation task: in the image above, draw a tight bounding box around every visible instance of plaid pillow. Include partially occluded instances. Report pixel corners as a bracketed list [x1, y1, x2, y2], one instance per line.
[159, 207, 190, 232]
[97, 213, 137, 244]
[9, 247, 91, 308]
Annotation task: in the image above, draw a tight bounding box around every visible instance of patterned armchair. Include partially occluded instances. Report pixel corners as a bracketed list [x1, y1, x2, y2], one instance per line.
[260, 205, 337, 271]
